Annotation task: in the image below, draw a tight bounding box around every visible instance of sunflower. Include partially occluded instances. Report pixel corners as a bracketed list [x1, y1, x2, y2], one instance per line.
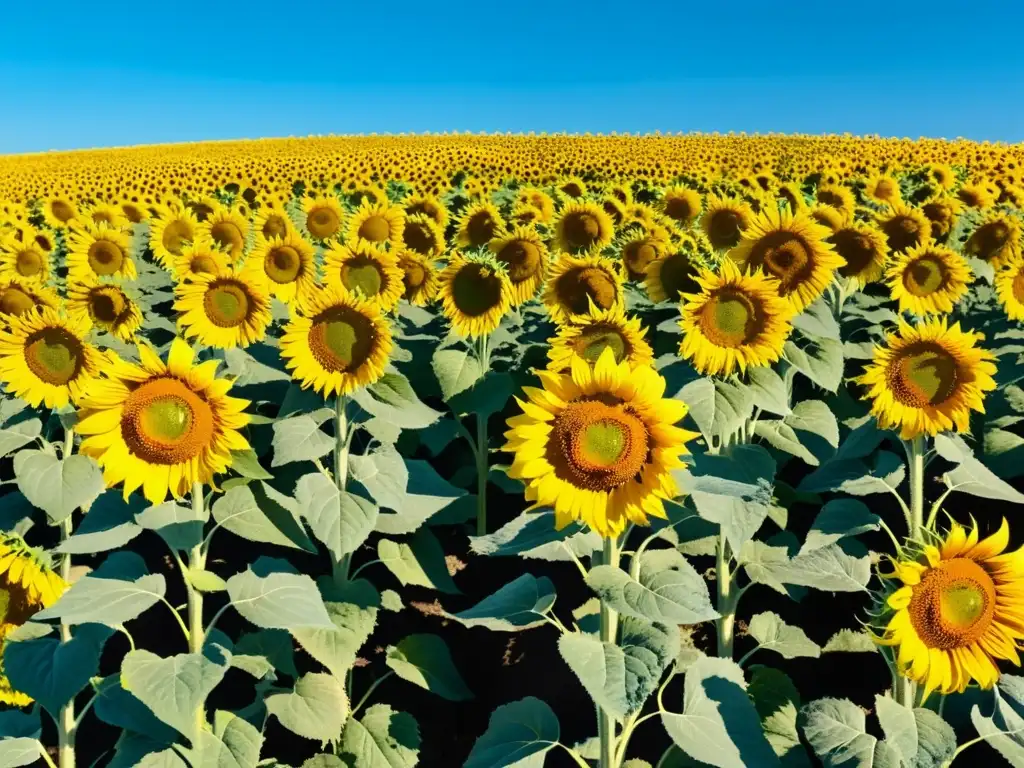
[830, 223, 890, 288]
[660, 186, 702, 227]
[807, 203, 847, 232]
[515, 188, 556, 223]
[174, 269, 272, 349]
[41, 196, 78, 229]
[0, 278, 60, 318]
[66, 223, 137, 282]
[886, 244, 973, 317]
[76, 337, 251, 504]
[645, 244, 707, 304]
[957, 182, 997, 210]
[347, 201, 405, 250]
[864, 174, 903, 206]
[557, 176, 588, 200]
[815, 184, 857, 219]
[728, 207, 844, 312]
[118, 199, 149, 224]
[437, 253, 513, 338]
[245, 230, 318, 307]
[921, 196, 963, 240]
[198, 205, 249, 263]
[996, 262, 1024, 321]
[511, 204, 544, 227]
[875, 519, 1024, 699]
[701, 194, 752, 250]
[607, 184, 633, 206]
[402, 213, 445, 257]
[28, 228, 55, 255]
[403, 193, 450, 229]
[0, 232, 50, 285]
[503, 347, 696, 537]
[0, 534, 67, 706]
[678, 260, 793, 376]
[323, 242, 404, 312]
[300, 195, 346, 242]
[149, 206, 199, 268]
[553, 201, 616, 254]
[455, 201, 506, 248]
[78, 201, 130, 231]
[543, 253, 624, 325]
[67, 277, 143, 341]
[878, 204, 932, 255]
[397, 250, 440, 306]
[547, 304, 653, 373]
[0, 308, 103, 408]
[172, 239, 233, 281]
[185, 195, 220, 222]
[928, 163, 957, 191]
[489, 227, 548, 305]
[963, 213, 1022, 270]
[253, 206, 294, 244]
[777, 182, 807, 213]
[601, 197, 627, 226]
[279, 283, 392, 397]
[857, 317, 996, 439]
[618, 231, 670, 281]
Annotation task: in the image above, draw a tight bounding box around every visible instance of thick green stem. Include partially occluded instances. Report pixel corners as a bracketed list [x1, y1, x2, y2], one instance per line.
[188, 483, 206, 737]
[896, 436, 927, 707]
[58, 514, 75, 768]
[333, 395, 352, 582]
[599, 536, 622, 768]
[716, 532, 735, 659]
[475, 412, 489, 536]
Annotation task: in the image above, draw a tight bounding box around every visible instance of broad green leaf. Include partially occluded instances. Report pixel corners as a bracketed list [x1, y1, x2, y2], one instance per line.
[35, 557, 165, 627]
[266, 672, 348, 743]
[470, 510, 601, 561]
[787, 400, 839, 449]
[349, 372, 441, 430]
[0, 419, 41, 458]
[586, 549, 718, 625]
[378, 527, 460, 594]
[57, 490, 144, 554]
[754, 420, 819, 467]
[798, 451, 905, 496]
[294, 473, 378, 560]
[680, 378, 754, 442]
[186, 711, 264, 768]
[746, 613, 821, 660]
[792, 298, 840, 341]
[823, 630, 878, 654]
[121, 647, 231, 742]
[748, 667, 811, 766]
[375, 459, 466, 535]
[682, 445, 775, 502]
[661, 657, 780, 768]
[381, 590, 403, 612]
[800, 500, 879, 554]
[226, 559, 334, 630]
[292, 579, 379, 678]
[212, 483, 315, 552]
[447, 574, 556, 631]
[302, 757, 345, 768]
[228, 448, 274, 480]
[93, 676, 179, 743]
[785, 337, 843, 392]
[234, 629, 298, 678]
[432, 348, 483, 400]
[799, 698, 900, 768]
[338, 704, 420, 768]
[13, 450, 104, 523]
[135, 500, 208, 551]
[187, 569, 228, 593]
[559, 617, 678, 719]
[448, 371, 514, 417]
[935, 433, 1024, 503]
[271, 415, 334, 467]
[350, 445, 407, 510]
[689, 494, 768, 552]
[0, 738, 44, 768]
[970, 675, 1024, 765]
[463, 697, 559, 768]
[0, 711, 39, 740]
[385, 634, 473, 701]
[742, 541, 870, 594]
[747, 367, 790, 416]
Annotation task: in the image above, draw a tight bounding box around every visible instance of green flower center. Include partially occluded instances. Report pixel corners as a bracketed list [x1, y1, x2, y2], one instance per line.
[904, 255, 947, 296]
[699, 290, 761, 348]
[88, 241, 125, 276]
[308, 306, 377, 373]
[0, 287, 37, 316]
[140, 396, 193, 442]
[203, 281, 251, 328]
[342, 257, 385, 298]
[162, 220, 193, 255]
[890, 342, 960, 407]
[580, 420, 627, 468]
[308, 207, 340, 239]
[24, 328, 81, 385]
[940, 583, 987, 630]
[210, 221, 244, 255]
[15, 249, 43, 277]
[358, 215, 391, 243]
[574, 324, 628, 364]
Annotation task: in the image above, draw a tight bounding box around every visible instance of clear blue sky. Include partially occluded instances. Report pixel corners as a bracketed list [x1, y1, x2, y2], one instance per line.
[2, 0, 1023, 154]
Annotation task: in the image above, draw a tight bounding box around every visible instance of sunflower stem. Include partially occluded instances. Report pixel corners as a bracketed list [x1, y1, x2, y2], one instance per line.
[475, 333, 492, 536]
[598, 535, 621, 768]
[57, 513, 75, 768]
[187, 482, 207, 738]
[716, 531, 735, 659]
[895, 435, 927, 708]
[332, 395, 352, 583]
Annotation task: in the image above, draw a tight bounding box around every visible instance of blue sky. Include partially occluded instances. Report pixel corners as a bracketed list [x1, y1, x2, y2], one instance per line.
[2, 1, 1023, 154]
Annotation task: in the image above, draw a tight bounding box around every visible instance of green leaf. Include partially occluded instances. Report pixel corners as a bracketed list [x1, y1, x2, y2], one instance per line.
[187, 711, 264, 768]
[234, 629, 298, 679]
[226, 559, 334, 630]
[187, 569, 228, 593]
[292, 579, 379, 678]
[0, 710, 39, 740]
[559, 617, 678, 719]
[338, 704, 420, 768]
[586, 549, 718, 625]
[266, 672, 349, 743]
[934, 433, 1024, 503]
[353, 450, 465, 534]
[432, 348, 483, 400]
[970, 675, 1024, 765]
[381, 590, 403, 612]
[378, 527, 460, 594]
[787, 400, 839, 449]
[792, 298, 840, 340]
[294, 473, 378, 560]
[742, 541, 870, 594]
[661, 657, 780, 768]
[822, 630, 879, 654]
[0, 419, 41, 458]
[448, 574, 556, 631]
[385, 634, 473, 701]
[785, 337, 844, 392]
[755, 420, 819, 466]
[463, 697, 559, 768]
[93, 676, 179, 743]
[302, 757, 345, 768]
[799, 698, 900, 768]
[212, 483, 316, 552]
[35, 560, 165, 627]
[801, 499, 880, 555]
[57, 490, 145, 554]
[747, 367, 790, 416]
[350, 445, 407, 510]
[228, 448, 274, 480]
[746, 613, 821, 660]
[748, 667, 811, 766]
[13, 450, 104, 523]
[680, 378, 754, 442]
[121, 647, 231, 742]
[349, 372, 441, 430]
[0, 738, 44, 768]
[4, 622, 110, 718]
[271, 415, 334, 467]
[449, 371, 514, 417]
[470, 509, 600, 561]
[798, 452, 905, 496]
[135, 500, 208, 551]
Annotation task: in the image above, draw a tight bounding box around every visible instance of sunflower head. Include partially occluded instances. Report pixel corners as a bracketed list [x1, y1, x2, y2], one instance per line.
[0, 278, 60, 318]
[996, 261, 1024, 321]
[547, 304, 653, 373]
[515, 188, 555, 222]
[403, 194, 450, 229]
[348, 201, 406, 250]
[963, 213, 1022, 270]
[438, 253, 514, 338]
[149, 206, 199, 268]
[0, 232, 50, 285]
[878, 204, 932, 255]
[864, 174, 903, 206]
[619, 231, 670, 281]
[777, 182, 806, 213]
[323, 242, 404, 312]
[489, 227, 548, 305]
[456, 202, 506, 248]
[815, 184, 856, 218]
[254, 206, 294, 244]
[78, 201, 130, 231]
[928, 163, 957, 191]
[921, 196, 963, 240]
[402, 213, 444, 257]
[67, 276, 144, 341]
[857, 317, 996, 439]
[301, 195, 346, 242]
[174, 269, 272, 349]
[396, 250, 440, 306]
[557, 176, 588, 200]
[701, 194, 752, 250]
[173, 239, 233, 281]
[504, 348, 697, 537]
[41, 197, 78, 229]
[245, 230, 318, 307]
[543, 253, 624, 325]
[119, 199, 149, 224]
[806, 203, 847, 233]
[886, 244, 973, 317]
[199, 205, 250, 262]
[554, 201, 616, 254]
[875, 519, 1024, 699]
[831, 223, 889, 288]
[957, 182, 997, 210]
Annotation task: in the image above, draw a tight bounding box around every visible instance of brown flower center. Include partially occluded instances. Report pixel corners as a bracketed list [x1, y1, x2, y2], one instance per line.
[307, 305, 377, 373]
[24, 327, 82, 385]
[452, 263, 503, 316]
[556, 266, 617, 315]
[903, 255, 948, 297]
[886, 341, 961, 408]
[707, 210, 744, 249]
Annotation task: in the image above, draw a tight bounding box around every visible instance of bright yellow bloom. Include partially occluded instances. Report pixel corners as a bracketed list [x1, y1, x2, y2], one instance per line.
[438, 253, 513, 338]
[547, 304, 653, 373]
[885, 244, 972, 317]
[543, 253, 624, 325]
[66, 276, 143, 341]
[323, 241, 404, 312]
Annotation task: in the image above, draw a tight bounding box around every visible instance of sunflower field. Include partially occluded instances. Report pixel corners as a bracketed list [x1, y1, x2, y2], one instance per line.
[3, 133, 1024, 768]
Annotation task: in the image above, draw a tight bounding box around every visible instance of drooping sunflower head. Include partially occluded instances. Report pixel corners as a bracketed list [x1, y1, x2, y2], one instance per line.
[557, 176, 588, 200]
[0, 231, 50, 285]
[118, 199, 149, 224]
[679, 260, 794, 376]
[886, 243, 973, 317]
[396, 250, 440, 306]
[831, 223, 890, 288]
[172, 239, 233, 281]
[279, 283, 393, 397]
[455, 201, 506, 248]
[347, 201, 406, 250]
[963, 212, 1023, 270]
[323, 241, 404, 312]
[701, 194, 753, 251]
[921, 196, 963, 240]
[644, 239, 708, 304]
[618, 230, 671, 281]
[149, 206, 199, 268]
[547, 303, 653, 373]
[857, 317, 996, 439]
[300, 195, 346, 242]
[185, 195, 220, 222]
[864, 174, 903, 206]
[198, 204, 250, 263]
[875, 518, 1024, 699]
[996, 261, 1024, 321]
[660, 186, 703, 227]
[403, 193, 450, 229]
[174, 269, 272, 349]
[67, 277, 144, 341]
[41, 196, 78, 229]
[244, 229, 318, 307]
[402, 213, 445, 257]
[489, 227, 548, 305]
[438, 253, 514, 338]
[0, 307, 103, 408]
[543, 253, 624, 325]
[503, 348, 698, 537]
[607, 183, 633, 206]
[511, 204, 544, 227]
[0, 533, 67, 706]
[76, 337, 251, 504]
[601, 197, 627, 226]
[728, 207, 844, 312]
[553, 201, 616, 254]
[815, 184, 856, 218]
[0, 278, 60, 319]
